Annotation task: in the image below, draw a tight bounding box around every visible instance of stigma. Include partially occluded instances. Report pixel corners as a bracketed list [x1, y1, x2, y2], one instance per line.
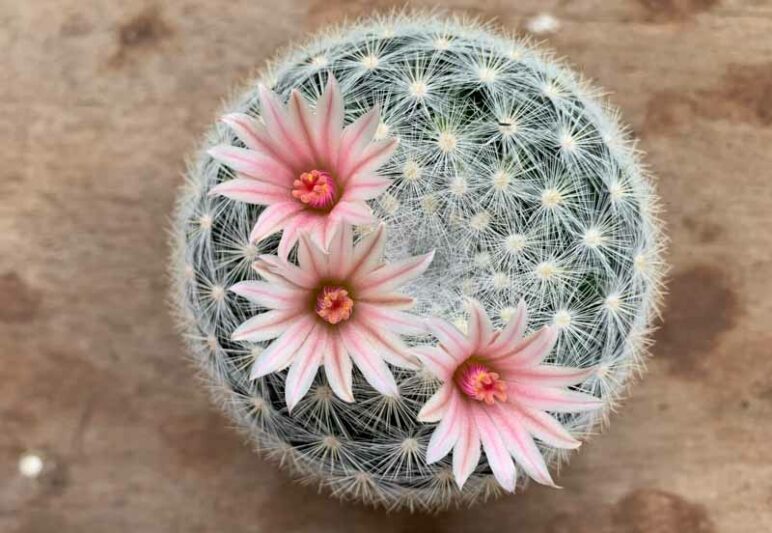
[292, 170, 336, 210]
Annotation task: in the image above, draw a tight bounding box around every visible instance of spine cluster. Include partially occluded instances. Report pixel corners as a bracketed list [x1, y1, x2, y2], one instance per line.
[171, 13, 664, 510]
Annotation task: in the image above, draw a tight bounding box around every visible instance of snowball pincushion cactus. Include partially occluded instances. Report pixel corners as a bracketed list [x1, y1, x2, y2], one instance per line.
[172, 13, 664, 510]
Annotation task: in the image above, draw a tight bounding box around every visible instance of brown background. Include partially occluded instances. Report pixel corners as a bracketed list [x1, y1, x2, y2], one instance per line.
[2, 0, 771, 531]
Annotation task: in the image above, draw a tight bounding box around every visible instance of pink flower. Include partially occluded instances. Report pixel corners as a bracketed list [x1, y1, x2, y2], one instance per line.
[208, 76, 398, 258]
[231, 224, 434, 411]
[415, 300, 602, 491]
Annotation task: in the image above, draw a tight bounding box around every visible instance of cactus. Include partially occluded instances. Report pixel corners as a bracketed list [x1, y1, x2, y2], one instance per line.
[171, 13, 664, 511]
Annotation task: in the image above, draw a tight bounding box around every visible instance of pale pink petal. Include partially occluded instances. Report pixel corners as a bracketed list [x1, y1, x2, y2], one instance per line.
[425, 392, 462, 464]
[221, 113, 296, 171]
[285, 325, 327, 412]
[231, 310, 299, 342]
[287, 89, 319, 161]
[488, 299, 528, 355]
[417, 383, 453, 423]
[490, 404, 556, 487]
[355, 302, 426, 336]
[515, 406, 581, 449]
[331, 200, 377, 226]
[277, 213, 314, 260]
[324, 332, 354, 402]
[466, 299, 494, 352]
[359, 292, 414, 309]
[342, 138, 398, 182]
[339, 107, 380, 170]
[346, 224, 386, 278]
[316, 215, 340, 253]
[249, 316, 316, 379]
[249, 202, 305, 243]
[297, 232, 328, 278]
[354, 319, 418, 370]
[314, 76, 344, 164]
[424, 317, 472, 362]
[258, 84, 311, 167]
[475, 406, 517, 492]
[342, 174, 392, 201]
[506, 365, 597, 388]
[338, 325, 398, 397]
[355, 251, 435, 296]
[209, 178, 289, 205]
[327, 223, 354, 279]
[253, 255, 316, 289]
[412, 345, 456, 381]
[207, 145, 291, 185]
[230, 281, 304, 310]
[453, 410, 481, 490]
[509, 383, 603, 413]
[491, 325, 558, 368]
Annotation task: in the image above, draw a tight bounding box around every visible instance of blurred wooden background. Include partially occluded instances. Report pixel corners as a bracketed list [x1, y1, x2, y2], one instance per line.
[1, 0, 771, 531]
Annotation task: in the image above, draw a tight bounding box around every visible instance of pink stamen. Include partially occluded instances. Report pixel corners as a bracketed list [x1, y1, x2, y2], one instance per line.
[292, 170, 337, 210]
[456, 361, 507, 405]
[315, 286, 354, 324]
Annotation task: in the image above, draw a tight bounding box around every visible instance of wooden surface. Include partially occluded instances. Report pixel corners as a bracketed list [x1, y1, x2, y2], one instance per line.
[2, 0, 771, 531]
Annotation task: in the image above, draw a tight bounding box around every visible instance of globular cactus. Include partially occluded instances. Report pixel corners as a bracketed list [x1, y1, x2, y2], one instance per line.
[171, 13, 665, 511]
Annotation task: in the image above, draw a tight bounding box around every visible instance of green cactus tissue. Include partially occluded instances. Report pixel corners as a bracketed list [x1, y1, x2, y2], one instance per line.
[171, 13, 665, 510]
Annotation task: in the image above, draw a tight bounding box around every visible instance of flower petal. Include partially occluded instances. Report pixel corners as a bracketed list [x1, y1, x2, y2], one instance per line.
[324, 332, 354, 402]
[258, 84, 311, 167]
[229, 281, 304, 310]
[249, 316, 316, 379]
[347, 224, 386, 278]
[355, 250, 435, 296]
[417, 383, 453, 423]
[515, 406, 581, 450]
[314, 76, 344, 164]
[343, 138, 398, 182]
[354, 319, 418, 370]
[359, 292, 414, 309]
[424, 317, 472, 363]
[413, 345, 456, 381]
[466, 299, 494, 352]
[220, 113, 295, 171]
[338, 324, 398, 397]
[285, 325, 326, 412]
[509, 383, 604, 413]
[355, 302, 426, 336]
[209, 177, 289, 205]
[506, 365, 597, 388]
[453, 410, 481, 490]
[326, 223, 354, 279]
[207, 145, 291, 185]
[490, 404, 556, 487]
[249, 201, 305, 243]
[231, 310, 299, 342]
[253, 255, 317, 289]
[491, 325, 558, 368]
[425, 392, 461, 464]
[331, 200, 377, 226]
[339, 106, 380, 169]
[475, 406, 517, 492]
[343, 174, 392, 201]
[488, 299, 528, 356]
[287, 89, 319, 162]
[297, 231, 329, 278]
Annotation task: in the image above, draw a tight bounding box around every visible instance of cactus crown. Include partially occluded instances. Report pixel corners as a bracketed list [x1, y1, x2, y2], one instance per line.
[172, 13, 664, 511]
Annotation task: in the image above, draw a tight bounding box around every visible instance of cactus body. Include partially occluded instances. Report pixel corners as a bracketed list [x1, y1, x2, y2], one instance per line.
[172, 13, 664, 510]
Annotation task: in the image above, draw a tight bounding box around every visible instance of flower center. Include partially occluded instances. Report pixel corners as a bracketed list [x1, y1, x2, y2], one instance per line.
[292, 170, 337, 210]
[315, 286, 354, 325]
[456, 361, 507, 405]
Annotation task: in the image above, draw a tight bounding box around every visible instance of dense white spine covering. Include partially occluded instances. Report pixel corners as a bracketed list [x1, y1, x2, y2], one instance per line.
[171, 13, 665, 511]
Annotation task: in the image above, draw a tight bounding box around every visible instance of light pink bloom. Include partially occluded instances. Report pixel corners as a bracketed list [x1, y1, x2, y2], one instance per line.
[415, 300, 602, 491]
[208, 76, 397, 258]
[231, 224, 434, 411]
